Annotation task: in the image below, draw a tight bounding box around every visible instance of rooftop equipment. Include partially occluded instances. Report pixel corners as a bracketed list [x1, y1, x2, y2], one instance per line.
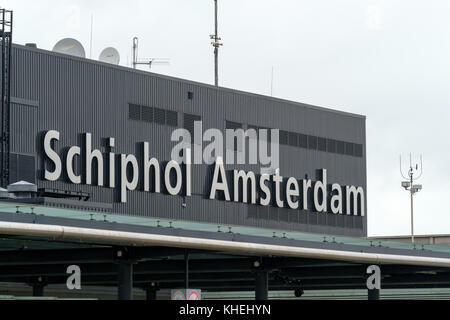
[52, 38, 86, 58]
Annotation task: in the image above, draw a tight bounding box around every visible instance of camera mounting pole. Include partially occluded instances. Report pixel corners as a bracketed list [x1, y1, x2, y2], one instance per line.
[400, 154, 423, 244]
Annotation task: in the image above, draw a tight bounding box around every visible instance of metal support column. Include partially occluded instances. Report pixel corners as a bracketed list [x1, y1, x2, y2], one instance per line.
[255, 270, 269, 300]
[146, 287, 157, 300]
[368, 288, 380, 300]
[30, 277, 46, 297]
[32, 283, 45, 297]
[144, 282, 158, 300]
[118, 260, 133, 300]
[184, 249, 189, 289]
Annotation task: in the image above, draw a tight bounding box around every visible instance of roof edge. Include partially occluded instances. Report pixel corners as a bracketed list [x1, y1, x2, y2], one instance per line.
[1, 221, 449, 267]
[12, 43, 366, 120]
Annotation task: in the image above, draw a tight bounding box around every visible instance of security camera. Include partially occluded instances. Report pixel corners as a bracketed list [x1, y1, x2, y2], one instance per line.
[401, 181, 411, 189]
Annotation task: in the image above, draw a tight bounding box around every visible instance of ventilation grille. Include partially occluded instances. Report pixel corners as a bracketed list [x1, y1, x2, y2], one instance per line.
[128, 103, 178, 127]
[166, 110, 178, 127]
[327, 139, 336, 153]
[318, 137, 327, 151]
[226, 121, 242, 130]
[308, 135, 317, 150]
[288, 132, 298, 147]
[141, 106, 153, 122]
[184, 113, 201, 136]
[280, 130, 289, 145]
[154, 107, 166, 124]
[248, 123, 363, 158]
[128, 104, 141, 120]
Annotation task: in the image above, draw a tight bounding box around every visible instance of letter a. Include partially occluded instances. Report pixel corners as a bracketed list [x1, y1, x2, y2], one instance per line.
[366, 265, 381, 290]
[66, 265, 81, 290]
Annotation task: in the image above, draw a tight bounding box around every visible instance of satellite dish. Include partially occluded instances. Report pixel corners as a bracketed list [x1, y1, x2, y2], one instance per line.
[52, 38, 86, 58]
[99, 47, 120, 65]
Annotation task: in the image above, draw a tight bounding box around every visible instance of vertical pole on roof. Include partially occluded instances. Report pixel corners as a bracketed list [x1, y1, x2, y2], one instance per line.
[210, 0, 222, 86]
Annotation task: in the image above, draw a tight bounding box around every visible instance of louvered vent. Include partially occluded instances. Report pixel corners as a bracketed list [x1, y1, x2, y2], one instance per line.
[128, 104, 141, 120]
[154, 108, 166, 124]
[166, 110, 178, 127]
[141, 106, 153, 122]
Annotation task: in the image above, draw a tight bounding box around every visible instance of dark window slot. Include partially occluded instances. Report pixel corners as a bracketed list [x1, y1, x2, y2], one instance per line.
[226, 121, 242, 130]
[166, 110, 178, 127]
[298, 134, 308, 148]
[345, 142, 354, 156]
[128, 104, 141, 120]
[327, 139, 336, 153]
[154, 108, 166, 124]
[336, 140, 345, 154]
[279, 130, 289, 145]
[288, 132, 298, 147]
[318, 137, 327, 151]
[354, 143, 363, 157]
[184, 113, 201, 136]
[307, 135, 317, 150]
[141, 106, 153, 122]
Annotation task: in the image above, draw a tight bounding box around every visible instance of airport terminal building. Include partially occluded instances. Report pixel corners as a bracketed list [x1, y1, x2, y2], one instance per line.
[10, 41, 367, 237]
[1, 10, 450, 300]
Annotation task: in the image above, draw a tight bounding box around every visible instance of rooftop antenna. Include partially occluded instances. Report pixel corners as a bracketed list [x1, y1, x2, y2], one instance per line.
[270, 66, 274, 96]
[400, 154, 423, 244]
[89, 14, 93, 59]
[210, 0, 222, 86]
[132, 37, 170, 69]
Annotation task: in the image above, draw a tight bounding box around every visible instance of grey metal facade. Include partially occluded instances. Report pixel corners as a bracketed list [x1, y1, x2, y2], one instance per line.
[8, 44, 367, 237]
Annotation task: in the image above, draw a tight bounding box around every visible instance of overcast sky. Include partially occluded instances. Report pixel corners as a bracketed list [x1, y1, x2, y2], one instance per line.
[4, 0, 450, 237]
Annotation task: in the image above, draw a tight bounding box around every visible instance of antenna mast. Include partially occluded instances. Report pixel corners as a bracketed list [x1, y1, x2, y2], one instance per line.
[89, 14, 93, 59]
[400, 154, 423, 244]
[210, 0, 222, 86]
[132, 37, 170, 70]
[270, 67, 274, 96]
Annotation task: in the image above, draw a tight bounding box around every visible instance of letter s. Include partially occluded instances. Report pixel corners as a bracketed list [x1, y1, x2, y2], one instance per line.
[44, 130, 62, 181]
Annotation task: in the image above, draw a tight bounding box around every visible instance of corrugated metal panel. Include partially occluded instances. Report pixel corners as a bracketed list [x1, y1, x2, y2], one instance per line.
[9, 44, 367, 237]
[10, 102, 37, 154]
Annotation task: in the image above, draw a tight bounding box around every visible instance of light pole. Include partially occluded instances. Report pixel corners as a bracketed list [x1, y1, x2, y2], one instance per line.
[210, 0, 222, 86]
[400, 154, 423, 244]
